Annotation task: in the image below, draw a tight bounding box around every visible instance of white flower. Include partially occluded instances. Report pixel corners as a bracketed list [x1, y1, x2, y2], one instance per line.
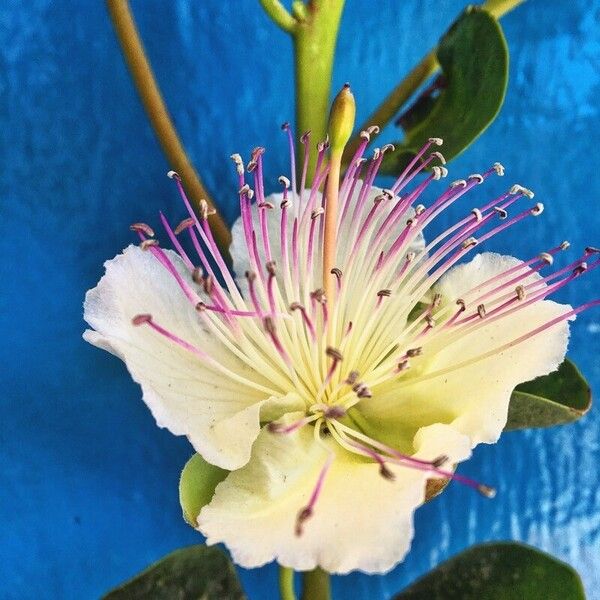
[84, 130, 597, 574]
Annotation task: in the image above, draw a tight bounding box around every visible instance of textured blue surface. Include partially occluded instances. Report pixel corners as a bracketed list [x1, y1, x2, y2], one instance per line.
[1, 1, 599, 598]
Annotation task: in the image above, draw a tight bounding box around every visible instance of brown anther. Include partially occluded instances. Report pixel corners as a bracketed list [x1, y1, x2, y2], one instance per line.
[425, 315, 436, 327]
[289, 302, 303, 312]
[311, 289, 326, 304]
[281, 122, 290, 131]
[295, 507, 312, 537]
[573, 262, 588, 275]
[345, 371, 359, 385]
[266, 261, 276, 276]
[263, 316, 276, 334]
[238, 183, 251, 196]
[130, 222, 155, 237]
[311, 208, 324, 219]
[246, 159, 257, 172]
[379, 464, 395, 481]
[278, 175, 290, 188]
[456, 298, 466, 311]
[353, 383, 372, 398]
[493, 206, 508, 219]
[258, 201, 275, 210]
[515, 285, 526, 301]
[531, 202, 544, 216]
[432, 293, 442, 308]
[251, 146, 265, 160]
[280, 199, 291, 209]
[326, 347, 343, 362]
[477, 484, 497, 499]
[245, 271, 257, 282]
[192, 267, 204, 285]
[324, 405, 346, 419]
[132, 314, 152, 326]
[377, 289, 392, 298]
[432, 455, 449, 468]
[195, 302, 207, 312]
[406, 347, 422, 358]
[538, 252, 554, 265]
[331, 267, 342, 279]
[406, 251, 416, 262]
[174, 218, 195, 235]
[203, 275, 214, 295]
[477, 303, 487, 318]
[397, 359, 410, 372]
[140, 239, 159, 250]
[461, 237, 478, 249]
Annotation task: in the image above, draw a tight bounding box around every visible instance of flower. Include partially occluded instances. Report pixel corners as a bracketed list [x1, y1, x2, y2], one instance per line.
[84, 122, 598, 575]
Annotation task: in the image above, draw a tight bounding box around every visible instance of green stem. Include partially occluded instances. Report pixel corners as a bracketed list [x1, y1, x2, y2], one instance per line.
[294, 0, 346, 180]
[279, 566, 297, 600]
[344, 0, 525, 160]
[301, 568, 331, 600]
[106, 0, 231, 253]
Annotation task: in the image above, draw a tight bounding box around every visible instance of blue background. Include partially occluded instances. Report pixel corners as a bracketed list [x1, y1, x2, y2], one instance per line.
[1, 1, 599, 598]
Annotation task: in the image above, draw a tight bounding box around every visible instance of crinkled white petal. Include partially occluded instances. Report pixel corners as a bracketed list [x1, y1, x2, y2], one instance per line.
[198, 422, 470, 574]
[360, 253, 571, 448]
[83, 245, 304, 469]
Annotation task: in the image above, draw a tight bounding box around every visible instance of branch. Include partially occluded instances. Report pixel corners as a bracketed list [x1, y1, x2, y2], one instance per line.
[106, 0, 231, 252]
[259, 0, 298, 33]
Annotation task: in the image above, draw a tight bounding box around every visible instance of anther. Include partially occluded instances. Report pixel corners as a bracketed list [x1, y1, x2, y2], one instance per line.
[431, 151, 446, 165]
[238, 183, 251, 196]
[130, 223, 155, 237]
[263, 316, 276, 335]
[468, 173, 484, 184]
[246, 160, 257, 173]
[510, 184, 535, 198]
[538, 252, 554, 265]
[397, 359, 410, 372]
[278, 175, 290, 188]
[280, 199, 291, 209]
[432, 455, 449, 468]
[230, 153, 244, 175]
[324, 405, 346, 419]
[140, 239, 159, 250]
[258, 201, 275, 209]
[372, 148, 381, 160]
[352, 382, 372, 398]
[379, 464, 395, 481]
[132, 314, 152, 326]
[493, 206, 508, 219]
[198, 199, 216, 220]
[573, 262, 588, 275]
[585, 246, 600, 255]
[406, 251, 416, 262]
[515, 285, 526, 301]
[461, 237, 478, 249]
[451, 179, 467, 188]
[432, 166, 448, 180]
[432, 293, 442, 308]
[166, 170, 180, 180]
[317, 137, 330, 152]
[477, 484, 497, 499]
[326, 347, 343, 362]
[381, 143, 396, 154]
[425, 315, 436, 327]
[266, 261, 277, 276]
[174, 218, 195, 235]
[406, 347, 422, 357]
[192, 267, 204, 284]
[493, 162, 505, 176]
[360, 130, 371, 141]
[300, 131, 311, 144]
[245, 271, 257, 282]
[195, 302, 206, 312]
[331, 267, 342, 279]
[471, 208, 483, 222]
[531, 202, 544, 216]
[415, 204, 426, 215]
[311, 207, 325, 219]
[295, 507, 312, 537]
[251, 146, 265, 160]
[477, 303, 487, 318]
[561, 241, 571, 250]
[367, 125, 380, 135]
[203, 275, 214, 295]
[377, 289, 392, 297]
[456, 298, 466, 311]
[311, 289, 326, 304]
[345, 371, 359, 385]
[281, 122, 290, 131]
[429, 137, 443, 146]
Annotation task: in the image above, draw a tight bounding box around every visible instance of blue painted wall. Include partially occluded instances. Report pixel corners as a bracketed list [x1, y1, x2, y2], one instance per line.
[1, 1, 599, 598]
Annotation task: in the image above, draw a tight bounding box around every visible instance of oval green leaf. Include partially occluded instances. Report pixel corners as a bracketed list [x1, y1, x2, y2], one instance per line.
[103, 545, 245, 600]
[506, 359, 591, 430]
[179, 453, 228, 527]
[381, 7, 508, 175]
[393, 542, 585, 600]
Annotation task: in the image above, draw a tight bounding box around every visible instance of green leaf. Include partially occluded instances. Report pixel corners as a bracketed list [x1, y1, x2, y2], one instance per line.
[393, 542, 586, 600]
[381, 7, 508, 174]
[103, 545, 245, 600]
[179, 453, 228, 526]
[506, 359, 591, 430]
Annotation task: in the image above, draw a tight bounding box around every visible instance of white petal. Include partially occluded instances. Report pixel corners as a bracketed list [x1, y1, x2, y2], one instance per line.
[198, 423, 470, 574]
[360, 253, 571, 447]
[83, 245, 304, 469]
